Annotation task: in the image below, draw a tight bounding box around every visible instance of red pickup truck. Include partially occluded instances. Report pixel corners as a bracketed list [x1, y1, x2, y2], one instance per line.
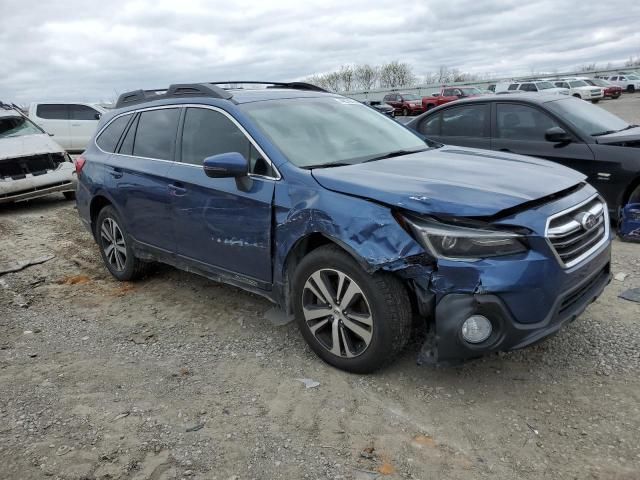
[422, 86, 485, 111]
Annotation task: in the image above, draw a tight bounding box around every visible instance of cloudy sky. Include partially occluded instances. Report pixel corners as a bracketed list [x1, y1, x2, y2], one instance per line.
[2, 0, 639, 103]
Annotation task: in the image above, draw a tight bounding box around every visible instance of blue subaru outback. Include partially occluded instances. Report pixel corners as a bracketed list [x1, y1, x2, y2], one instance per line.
[76, 82, 612, 373]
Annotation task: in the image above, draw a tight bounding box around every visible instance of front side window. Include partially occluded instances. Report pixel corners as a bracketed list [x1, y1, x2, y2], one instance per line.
[36, 104, 68, 120]
[96, 115, 131, 153]
[520, 83, 536, 92]
[132, 108, 180, 160]
[508, 84, 519, 91]
[241, 98, 427, 168]
[181, 108, 274, 176]
[496, 103, 560, 141]
[442, 89, 454, 96]
[70, 104, 101, 121]
[0, 115, 43, 138]
[440, 104, 488, 137]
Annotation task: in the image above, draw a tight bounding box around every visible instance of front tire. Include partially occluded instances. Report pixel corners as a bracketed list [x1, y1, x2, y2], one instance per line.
[591, 99, 600, 104]
[292, 245, 411, 373]
[402, 107, 409, 117]
[628, 85, 636, 93]
[95, 206, 149, 281]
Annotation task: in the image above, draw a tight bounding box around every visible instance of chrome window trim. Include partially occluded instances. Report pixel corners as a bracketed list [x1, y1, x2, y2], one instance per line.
[544, 193, 609, 269]
[94, 104, 281, 181]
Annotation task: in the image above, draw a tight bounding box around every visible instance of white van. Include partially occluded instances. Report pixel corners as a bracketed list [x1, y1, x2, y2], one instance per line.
[494, 80, 569, 95]
[28, 102, 106, 152]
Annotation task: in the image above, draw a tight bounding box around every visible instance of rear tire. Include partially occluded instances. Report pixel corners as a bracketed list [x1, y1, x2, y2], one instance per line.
[292, 245, 412, 373]
[402, 108, 409, 116]
[95, 206, 149, 281]
[63, 191, 76, 200]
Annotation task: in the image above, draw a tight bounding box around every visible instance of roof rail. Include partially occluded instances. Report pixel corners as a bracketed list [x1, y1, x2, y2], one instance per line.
[115, 83, 234, 109]
[207, 81, 328, 92]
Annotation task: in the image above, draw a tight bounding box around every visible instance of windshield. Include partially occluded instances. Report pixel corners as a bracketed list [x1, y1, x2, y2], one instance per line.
[460, 87, 482, 95]
[546, 97, 629, 136]
[401, 94, 420, 100]
[0, 115, 43, 139]
[536, 82, 556, 90]
[241, 97, 427, 167]
[569, 80, 589, 88]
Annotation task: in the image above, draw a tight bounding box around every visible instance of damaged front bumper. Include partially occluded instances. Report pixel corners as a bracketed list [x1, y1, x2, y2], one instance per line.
[417, 237, 612, 365]
[0, 161, 76, 204]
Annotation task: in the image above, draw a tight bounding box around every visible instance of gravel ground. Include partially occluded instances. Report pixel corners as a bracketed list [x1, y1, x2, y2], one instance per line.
[1, 94, 639, 480]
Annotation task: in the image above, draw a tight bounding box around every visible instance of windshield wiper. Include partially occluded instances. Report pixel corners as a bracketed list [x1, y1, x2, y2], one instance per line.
[361, 148, 428, 163]
[301, 161, 354, 170]
[591, 130, 618, 137]
[592, 124, 640, 137]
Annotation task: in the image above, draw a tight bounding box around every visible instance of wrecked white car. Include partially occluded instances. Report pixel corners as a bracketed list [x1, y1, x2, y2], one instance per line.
[0, 104, 76, 204]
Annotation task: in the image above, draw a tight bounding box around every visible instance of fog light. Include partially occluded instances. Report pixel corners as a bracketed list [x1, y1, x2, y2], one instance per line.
[461, 315, 492, 344]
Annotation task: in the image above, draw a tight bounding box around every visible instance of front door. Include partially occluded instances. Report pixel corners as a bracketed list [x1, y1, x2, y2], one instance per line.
[169, 106, 276, 285]
[490, 102, 597, 178]
[68, 104, 102, 151]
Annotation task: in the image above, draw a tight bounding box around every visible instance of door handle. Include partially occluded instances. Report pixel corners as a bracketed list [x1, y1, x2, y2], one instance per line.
[71, 123, 81, 127]
[109, 167, 123, 179]
[168, 183, 187, 196]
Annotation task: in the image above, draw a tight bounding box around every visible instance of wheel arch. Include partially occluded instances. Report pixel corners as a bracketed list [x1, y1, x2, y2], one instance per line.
[623, 176, 640, 206]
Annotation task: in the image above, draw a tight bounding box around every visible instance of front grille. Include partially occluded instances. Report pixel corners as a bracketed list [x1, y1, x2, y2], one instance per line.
[0, 153, 66, 180]
[546, 196, 608, 268]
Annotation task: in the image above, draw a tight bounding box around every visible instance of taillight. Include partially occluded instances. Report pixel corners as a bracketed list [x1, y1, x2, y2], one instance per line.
[75, 155, 86, 174]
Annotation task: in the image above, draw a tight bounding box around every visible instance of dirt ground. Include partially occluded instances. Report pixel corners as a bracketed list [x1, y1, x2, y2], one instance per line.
[1, 94, 640, 479]
[1, 194, 639, 480]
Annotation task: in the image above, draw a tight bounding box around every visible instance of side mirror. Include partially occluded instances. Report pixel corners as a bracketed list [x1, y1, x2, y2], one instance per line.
[545, 127, 572, 144]
[94, 112, 102, 120]
[203, 152, 248, 178]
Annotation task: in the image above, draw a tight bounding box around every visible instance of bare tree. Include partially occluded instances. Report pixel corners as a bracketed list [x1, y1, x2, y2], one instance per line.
[379, 61, 416, 88]
[354, 64, 379, 90]
[323, 72, 342, 92]
[339, 65, 354, 92]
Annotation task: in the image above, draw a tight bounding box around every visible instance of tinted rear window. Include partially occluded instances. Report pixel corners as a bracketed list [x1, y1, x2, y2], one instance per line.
[96, 115, 131, 153]
[70, 104, 101, 120]
[132, 108, 180, 160]
[36, 104, 68, 120]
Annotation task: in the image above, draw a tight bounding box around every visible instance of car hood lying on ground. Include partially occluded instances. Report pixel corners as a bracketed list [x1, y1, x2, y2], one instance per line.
[311, 146, 586, 217]
[0, 133, 65, 161]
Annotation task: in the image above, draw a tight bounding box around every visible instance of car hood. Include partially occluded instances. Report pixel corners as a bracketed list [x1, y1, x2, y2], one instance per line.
[0, 133, 65, 161]
[311, 147, 585, 217]
[595, 126, 640, 144]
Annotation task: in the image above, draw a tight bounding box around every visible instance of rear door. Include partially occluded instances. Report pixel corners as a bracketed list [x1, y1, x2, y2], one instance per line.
[490, 102, 597, 177]
[32, 104, 71, 149]
[168, 106, 276, 285]
[415, 103, 491, 149]
[69, 104, 102, 151]
[105, 107, 181, 253]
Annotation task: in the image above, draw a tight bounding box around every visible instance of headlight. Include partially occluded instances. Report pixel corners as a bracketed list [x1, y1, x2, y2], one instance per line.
[403, 215, 527, 260]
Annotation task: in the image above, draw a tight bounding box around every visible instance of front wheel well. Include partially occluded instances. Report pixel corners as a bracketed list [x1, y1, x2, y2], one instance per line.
[623, 177, 640, 205]
[282, 233, 367, 314]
